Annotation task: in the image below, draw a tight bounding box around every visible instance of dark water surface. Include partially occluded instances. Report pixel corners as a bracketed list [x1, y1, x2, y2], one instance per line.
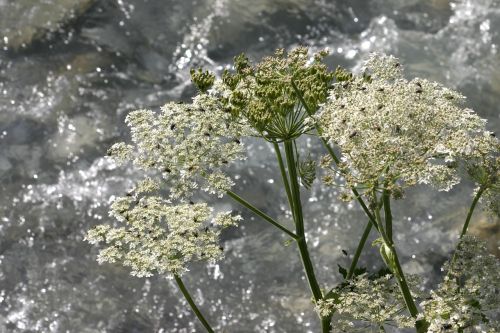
[0, 0, 499, 332]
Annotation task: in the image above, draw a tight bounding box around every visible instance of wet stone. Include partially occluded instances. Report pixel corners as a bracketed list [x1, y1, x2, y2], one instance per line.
[0, 0, 95, 50]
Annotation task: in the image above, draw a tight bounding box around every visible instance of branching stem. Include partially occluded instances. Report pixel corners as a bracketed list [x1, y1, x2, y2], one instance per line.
[226, 190, 298, 240]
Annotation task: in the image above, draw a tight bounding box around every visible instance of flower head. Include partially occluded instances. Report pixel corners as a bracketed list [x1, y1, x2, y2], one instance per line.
[86, 170, 242, 277]
[91, 89, 249, 277]
[466, 141, 500, 217]
[317, 272, 419, 330]
[421, 236, 500, 332]
[86, 193, 240, 277]
[221, 47, 334, 140]
[108, 93, 249, 200]
[318, 53, 497, 197]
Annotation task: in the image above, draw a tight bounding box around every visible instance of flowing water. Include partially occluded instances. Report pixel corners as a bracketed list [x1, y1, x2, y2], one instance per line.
[0, 0, 499, 332]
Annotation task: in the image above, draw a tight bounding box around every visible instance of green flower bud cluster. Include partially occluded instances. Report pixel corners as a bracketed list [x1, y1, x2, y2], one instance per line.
[190, 68, 216, 93]
[220, 47, 334, 140]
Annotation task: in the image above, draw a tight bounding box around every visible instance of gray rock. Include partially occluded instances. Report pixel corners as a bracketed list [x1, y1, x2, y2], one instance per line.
[0, 0, 95, 50]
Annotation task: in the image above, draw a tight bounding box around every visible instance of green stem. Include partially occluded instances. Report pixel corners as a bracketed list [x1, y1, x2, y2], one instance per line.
[447, 186, 487, 279]
[272, 141, 295, 220]
[284, 140, 330, 332]
[284, 141, 322, 299]
[382, 189, 393, 243]
[322, 318, 332, 333]
[352, 188, 379, 232]
[460, 186, 485, 239]
[373, 191, 426, 333]
[346, 221, 372, 279]
[291, 80, 378, 234]
[174, 275, 215, 333]
[226, 190, 298, 240]
[391, 248, 419, 318]
[290, 80, 339, 164]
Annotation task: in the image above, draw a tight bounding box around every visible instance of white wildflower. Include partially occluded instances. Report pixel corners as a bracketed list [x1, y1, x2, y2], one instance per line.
[134, 177, 160, 194]
[316, 273, 418, 331]
[88, 90, 250, 276]
[421, 236, 500, 332]
[213, 211, 242, 228]
[86, 194, 239, 277]
[363, 53, 402, 81]
[318, 53, 496, 197]
[108, 92, 249, 201]
[107, 142, 134, 165]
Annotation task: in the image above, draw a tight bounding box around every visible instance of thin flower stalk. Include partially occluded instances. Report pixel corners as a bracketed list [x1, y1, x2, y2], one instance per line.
[460, 186, 486, 239]
[382, 188, 393, 242]
[447, 185, 486, 280]
[272, 141, 295, 219]
[174, 275, 215, 333]
[374, 191, 428, 332]
[226, 190, 298, 239]
[346, 221, 373, 280]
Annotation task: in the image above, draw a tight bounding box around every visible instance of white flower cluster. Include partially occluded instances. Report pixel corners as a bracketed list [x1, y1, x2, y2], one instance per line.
[467, 150, 500, 217]
[108, 92, 250, 200]
[318, 53, 497, 197]
[420, 236, 500, 332]
[87, 91, 250, 277]
[316, 273, 418, 331]
[86, 188, 241, 277]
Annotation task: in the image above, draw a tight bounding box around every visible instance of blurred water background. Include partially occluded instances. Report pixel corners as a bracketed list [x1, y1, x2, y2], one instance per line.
[0, 0, 499, 332]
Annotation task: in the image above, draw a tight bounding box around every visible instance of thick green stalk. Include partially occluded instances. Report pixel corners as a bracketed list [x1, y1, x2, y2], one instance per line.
[174, 275, 215, 333]
[283, 140, 331, 332]
[284, 141, 321, 297]
[460, 186, 485, 239]
[226, 190, 298, 239]
[272, 142, 295, 220]
[346, 221, 372, 279]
